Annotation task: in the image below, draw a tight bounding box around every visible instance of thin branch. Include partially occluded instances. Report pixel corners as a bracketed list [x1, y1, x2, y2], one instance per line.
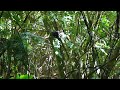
[80, 11, 89, 29]
[21, 11, 31, 26]
[53, 18, 58, 31]
[114, 11, 120, 38]
[93, 11, 102, 30]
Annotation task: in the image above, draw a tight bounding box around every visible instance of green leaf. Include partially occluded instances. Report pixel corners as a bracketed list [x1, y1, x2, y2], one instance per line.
[53, 39, 60, 49]
[67, 41, 74, 48]
[18, 74, 34, 79]
[98, 29, 106, 38]
[16, 74, 20, 79]
[20, 75, 28, 79]
[100, 48, 107, 55]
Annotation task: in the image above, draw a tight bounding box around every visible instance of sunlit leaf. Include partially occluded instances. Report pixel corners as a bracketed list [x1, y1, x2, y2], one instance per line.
[100, 48, 107, 55]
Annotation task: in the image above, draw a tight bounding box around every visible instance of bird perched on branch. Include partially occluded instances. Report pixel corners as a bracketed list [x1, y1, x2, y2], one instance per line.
[50, 30, 65, 40]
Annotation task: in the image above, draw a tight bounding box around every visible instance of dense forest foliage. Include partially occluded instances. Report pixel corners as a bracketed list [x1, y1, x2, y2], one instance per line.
[0, 11, 120, 79]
